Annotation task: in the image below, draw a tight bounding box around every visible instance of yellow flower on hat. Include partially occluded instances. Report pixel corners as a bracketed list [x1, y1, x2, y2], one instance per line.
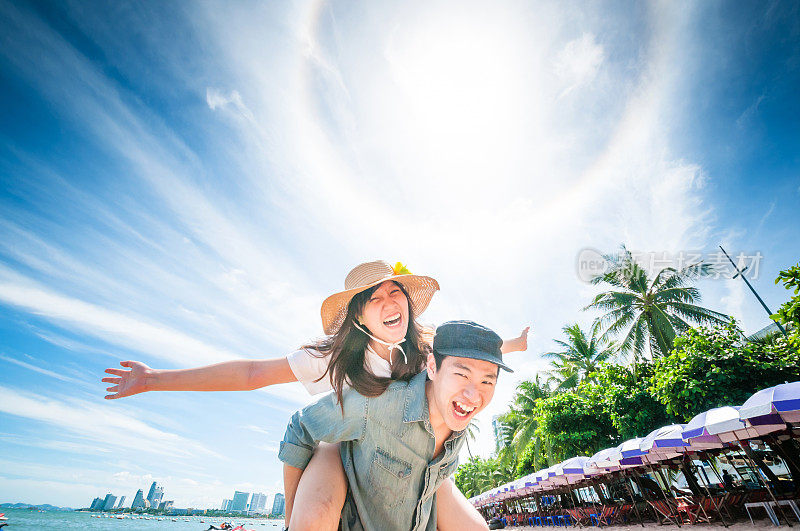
[393, 262, 412, 276]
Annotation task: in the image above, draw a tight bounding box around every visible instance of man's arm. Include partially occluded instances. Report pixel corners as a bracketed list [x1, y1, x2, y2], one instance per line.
[278, 388, 368, 471]
[436, 478, 489, 530]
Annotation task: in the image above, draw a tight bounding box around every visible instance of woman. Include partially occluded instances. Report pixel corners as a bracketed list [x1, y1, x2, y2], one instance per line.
[103, 260, 528, 530]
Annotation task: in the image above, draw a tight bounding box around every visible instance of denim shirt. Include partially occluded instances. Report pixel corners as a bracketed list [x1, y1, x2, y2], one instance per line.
[279, 371, 464, 531]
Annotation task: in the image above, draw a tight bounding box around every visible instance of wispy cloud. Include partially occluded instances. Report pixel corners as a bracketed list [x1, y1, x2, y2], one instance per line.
[0, 385, 221, 460]
[0, 272, 243, 367]
[0, 353, 87, 386]
[555, 33, 605, 98]
[206, 87, 256, 122]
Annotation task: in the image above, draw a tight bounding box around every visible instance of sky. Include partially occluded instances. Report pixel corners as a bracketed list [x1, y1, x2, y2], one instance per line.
[0, 0, 798, 510]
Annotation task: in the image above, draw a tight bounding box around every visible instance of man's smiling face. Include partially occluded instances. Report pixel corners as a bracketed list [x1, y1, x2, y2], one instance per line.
[426, 354, 498, 432]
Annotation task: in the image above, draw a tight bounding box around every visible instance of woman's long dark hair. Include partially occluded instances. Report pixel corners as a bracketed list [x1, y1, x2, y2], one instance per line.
[301, 281, 430, 407]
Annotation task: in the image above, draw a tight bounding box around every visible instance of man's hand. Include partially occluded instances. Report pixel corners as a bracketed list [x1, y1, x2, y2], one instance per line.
[103, 361, 151, 399]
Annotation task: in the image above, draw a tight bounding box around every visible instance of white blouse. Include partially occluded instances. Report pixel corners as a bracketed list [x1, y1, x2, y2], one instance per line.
[286, 347, 393, 395]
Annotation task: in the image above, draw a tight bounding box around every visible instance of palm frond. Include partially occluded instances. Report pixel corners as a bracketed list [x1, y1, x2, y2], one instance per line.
[653, 286, 700, 303]
[667, 301, 729, 325]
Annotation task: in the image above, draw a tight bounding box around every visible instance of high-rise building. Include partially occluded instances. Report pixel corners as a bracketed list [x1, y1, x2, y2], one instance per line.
[250, 492, 267, 513]
[271, 493, 285, 516]
[102, 494, 118, 511]
[90, 497, 104, 510]
[116, 496, 126, 509]
[221, 499, 231, 511]
[147, 481, 164, 508]
[492, 414, 504, 455]
[159, 500, 174, 511]
[131, 489, 146, 510]
[146, 482, 157, 501]
[230, 491, 250, 512]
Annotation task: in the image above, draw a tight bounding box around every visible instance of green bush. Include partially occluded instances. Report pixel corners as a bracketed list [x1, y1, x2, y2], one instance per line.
[581, 362, 676, 440]
[650, 320, 800, 420]
[533, 391, 617, 462]
[772, 262, 800, 327]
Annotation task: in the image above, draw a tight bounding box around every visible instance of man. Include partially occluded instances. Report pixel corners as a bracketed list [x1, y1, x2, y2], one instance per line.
[278, 320, 513, 531]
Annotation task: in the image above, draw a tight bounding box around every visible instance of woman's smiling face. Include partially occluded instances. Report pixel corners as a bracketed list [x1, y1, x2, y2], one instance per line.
[359, 280, 409, 344]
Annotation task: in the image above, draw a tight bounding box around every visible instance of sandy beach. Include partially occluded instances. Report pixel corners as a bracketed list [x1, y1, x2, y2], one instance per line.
[504, 519, 783, 530]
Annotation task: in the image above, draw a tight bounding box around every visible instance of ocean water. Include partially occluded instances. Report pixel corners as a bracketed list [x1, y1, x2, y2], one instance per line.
[0, 509, 284, 530]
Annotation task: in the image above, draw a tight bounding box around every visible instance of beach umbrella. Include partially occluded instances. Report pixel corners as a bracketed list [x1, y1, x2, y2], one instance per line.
[619, 437, 646, 460]
[548, 456, 592, 497]
[638, 423, 719, 462]
[684, 405, 784, 444]
[640, 424, 688, 461]
[586, 446, 621, 473]
[551, 456, 591, 484]
[535, 466, 556, 491]
[517, 471, 537, 495]
[739, 381, 800, 426]
[683, 406, 743, 445]
[588, 440, 644, 471]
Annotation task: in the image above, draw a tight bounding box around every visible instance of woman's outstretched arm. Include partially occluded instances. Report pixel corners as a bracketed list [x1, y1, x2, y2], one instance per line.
[102, 358, 297, 399]
[500, 326, 530, 354]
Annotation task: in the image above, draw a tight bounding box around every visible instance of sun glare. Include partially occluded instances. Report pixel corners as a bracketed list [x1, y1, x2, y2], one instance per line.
[384, 10, 529, 181]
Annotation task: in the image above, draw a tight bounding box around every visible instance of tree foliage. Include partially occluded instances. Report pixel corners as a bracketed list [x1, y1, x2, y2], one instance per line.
[772, 262, 800, 330]
[533, 391, 617, 462]
[581, 362, 676, 440]
[454, 456, 516, 498]
[495, 377, 550, 473]
[543, 323, 617, 391]
[650, 320, 800, 420]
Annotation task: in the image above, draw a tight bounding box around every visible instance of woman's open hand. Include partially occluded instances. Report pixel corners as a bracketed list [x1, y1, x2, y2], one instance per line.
[500, 326, 530, 354]
[102, 360, 151, 399]
[516, 326, 530, 352]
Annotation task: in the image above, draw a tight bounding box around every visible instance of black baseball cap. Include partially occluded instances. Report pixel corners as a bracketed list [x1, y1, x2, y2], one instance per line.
[433, 320, 513, 372]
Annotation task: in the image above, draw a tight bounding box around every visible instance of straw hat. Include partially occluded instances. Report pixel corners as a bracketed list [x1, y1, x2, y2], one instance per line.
[320, 260, 440, 335]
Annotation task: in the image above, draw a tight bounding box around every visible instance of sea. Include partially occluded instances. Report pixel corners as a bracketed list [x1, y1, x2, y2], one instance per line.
[0, 509, 284, 530]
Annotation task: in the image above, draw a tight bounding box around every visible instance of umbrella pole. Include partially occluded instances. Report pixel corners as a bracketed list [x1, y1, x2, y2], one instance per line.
[645, 463, 670, 500]
[695, 456, 729, 527]
[703, 455, 733, 525]
[767, 433, 800, 489]
[621, 472, 645, 527]
[734, 433, 792, 527]
[654, 465, 673, 498]
[565, 476, 585, 528]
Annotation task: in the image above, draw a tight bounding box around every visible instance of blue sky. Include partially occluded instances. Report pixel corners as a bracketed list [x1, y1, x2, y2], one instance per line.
[1, 0, 798, 509]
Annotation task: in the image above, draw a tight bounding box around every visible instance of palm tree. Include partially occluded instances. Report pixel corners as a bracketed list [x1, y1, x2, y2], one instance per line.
[465, 420, 480, 458]
[585, 245, 729, 359]
[543, 323, 617, 391]
[496, 377, 550, 470]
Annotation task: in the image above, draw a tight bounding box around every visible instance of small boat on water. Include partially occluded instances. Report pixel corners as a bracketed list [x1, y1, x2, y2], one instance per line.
[0, 512, 7, 521]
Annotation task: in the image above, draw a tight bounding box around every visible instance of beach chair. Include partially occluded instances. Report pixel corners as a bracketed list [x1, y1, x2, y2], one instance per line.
[698, 494, 729, 523]
[566, 508, 585, 528]
[676, 496, 710, 525]
[611, 504, 632, 525]
[596, 505, 616, 527]
[727, 492, 745, 519]
[648, 499, 683, 527]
